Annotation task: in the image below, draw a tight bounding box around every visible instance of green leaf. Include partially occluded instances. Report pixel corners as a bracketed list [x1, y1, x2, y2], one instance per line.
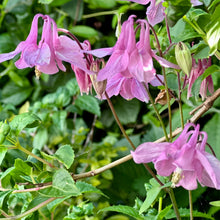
[202, 65, 220, 80]
[14, 158, 32, 176]
[0, 190, 12, 209]
[1, 81, 33, 106]
[38, 0, 53, 4]
[50, 0, 72, 6]
[47, 196, 72, 212]
[71, 25, 99, 38]
[210, 201, 220, 207]
[75, 95, 101, 116]
[170, 18, 200, 42]
[54, 145, 74, 169]
[40, 169, 81, 197]
[139, 184, 161, 214]
[156, 205, 172, 220]
[167, 0, 191, 27]
[10, 112, 41, 135]
[203, 114, 220, 159]
[0, 147, 7, 165]
[26, 196, 49, 211]
[33, 127, 48, 150]
[85, 0, 116, 9]
[76, 181, 106, 197]
[165, 208, 215, 219]
[100, 205, 144, 220]
[61, 0, 83, 21]
[0, 33, 15, 53]
[114, 97, 140, 124]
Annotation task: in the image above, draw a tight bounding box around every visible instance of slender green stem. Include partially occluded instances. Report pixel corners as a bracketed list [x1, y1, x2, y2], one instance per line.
[162, 67, 173, 142]
[158, 197, 163, 213]
[177, 71, 184, 129]
[0, 197, 57, 220]
[168, 188, 181, 220]
[142, 84, 169, 142]
[105, 92, 136, 150]
[150, 25, 172, 141]
[82, 10, 118, 19]
[189, 190, 193, 220]
[16, 142, 56, 169]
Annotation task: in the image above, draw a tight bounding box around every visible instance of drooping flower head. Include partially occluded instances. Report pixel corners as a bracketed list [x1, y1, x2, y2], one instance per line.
[0, 14, 90, 75]
[86, 15, 179, 102]
[131, 123, 220, 190]
[187, 57, 214, 100]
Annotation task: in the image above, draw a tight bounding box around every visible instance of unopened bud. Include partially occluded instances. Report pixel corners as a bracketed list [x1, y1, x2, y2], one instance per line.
[90, 61, 107, 99]
[175, 42, 192, 76]
[115, 13, 123, 38]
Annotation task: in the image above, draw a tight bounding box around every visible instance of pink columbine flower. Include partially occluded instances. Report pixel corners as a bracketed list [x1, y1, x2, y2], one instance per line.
[0, 14, 89, 75]
[121, 0, 165, 26]
[187, 57, 214, 100]
[86, 16, 179, 102]
[131, 123, 220, 190]
[191, 0, 203, 6]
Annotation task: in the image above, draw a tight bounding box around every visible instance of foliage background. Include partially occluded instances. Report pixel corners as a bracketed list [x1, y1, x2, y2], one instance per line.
[0, 0, 220, 219]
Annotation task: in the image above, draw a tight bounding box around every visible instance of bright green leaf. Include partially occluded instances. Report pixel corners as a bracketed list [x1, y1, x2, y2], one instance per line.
[210, 201, 220, 207]
[0, 147, 7, 165]
[10, 112, 41, 135]
[38, 0, 53, 4]
[54, 145, 74, 169]
[71, 25, 99, 38]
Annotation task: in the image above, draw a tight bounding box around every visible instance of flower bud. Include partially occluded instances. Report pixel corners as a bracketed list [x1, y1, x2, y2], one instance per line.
[115, 13, 123, 38]
[175, 42, 192, 76]
[90, 61, 107, 99]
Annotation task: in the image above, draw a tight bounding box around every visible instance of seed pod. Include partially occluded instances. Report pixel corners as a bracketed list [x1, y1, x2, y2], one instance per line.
[175, 42, 192, 76]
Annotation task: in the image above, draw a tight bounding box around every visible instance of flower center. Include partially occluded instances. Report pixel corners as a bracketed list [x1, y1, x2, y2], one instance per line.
[171, 167, 183, 188]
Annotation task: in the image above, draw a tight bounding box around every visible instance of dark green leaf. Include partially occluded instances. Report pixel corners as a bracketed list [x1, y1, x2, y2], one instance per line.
[167, 0, 191, 27]
[114, 97, 140, 124]
[71, 25, 99, 38]
[100, 205, 144, 220]
[165, 208, 215, 219]
[1, 81, 33, 106]
[203, 114, 220, 159]
[75, 95, 101, 116]
[0, 190, 12, 209]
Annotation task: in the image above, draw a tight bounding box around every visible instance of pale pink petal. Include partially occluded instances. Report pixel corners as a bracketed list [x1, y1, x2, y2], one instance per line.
[131, 142, 170, 164]
[146, 0, 165, 26]
[152, 53, 180, 69]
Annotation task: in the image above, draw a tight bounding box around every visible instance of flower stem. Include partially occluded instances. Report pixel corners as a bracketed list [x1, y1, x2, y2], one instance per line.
[142, 83, 169, 142]
[165, 14, 172, 44]
[177, 71, 184, 129]
[150, 25, 172, 141]
[168, 188, 181, 220]
[189, 190, 193, 220]
[105, 92, 136, 150]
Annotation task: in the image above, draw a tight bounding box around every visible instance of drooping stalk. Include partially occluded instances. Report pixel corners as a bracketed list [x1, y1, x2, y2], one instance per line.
[177, 71, 184, 129]
[142, 83, 169, 142]
[150, 25, 173, 141]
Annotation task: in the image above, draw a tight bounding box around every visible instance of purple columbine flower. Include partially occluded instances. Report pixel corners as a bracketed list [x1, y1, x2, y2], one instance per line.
[0, 14, 89, 75]
[187, 57, 214, 100]
[131, 123, 220, 190]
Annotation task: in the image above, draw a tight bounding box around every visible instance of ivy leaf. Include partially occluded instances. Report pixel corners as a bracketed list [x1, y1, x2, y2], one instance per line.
[54, 145, 75, 169]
